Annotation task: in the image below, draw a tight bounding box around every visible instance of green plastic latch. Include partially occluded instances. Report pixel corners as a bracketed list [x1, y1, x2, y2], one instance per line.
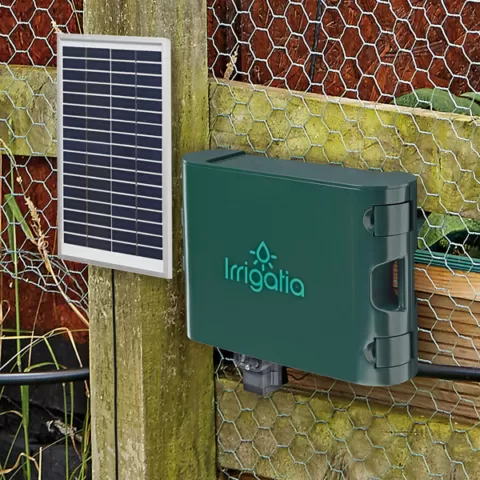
[374, 202, 412, 237]
[375, 333, 412, 368]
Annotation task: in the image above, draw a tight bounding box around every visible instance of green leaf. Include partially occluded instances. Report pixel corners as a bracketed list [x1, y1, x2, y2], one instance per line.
[461, 92, 480, 104]
[4, 203, 15, 252]
[418, 212, 480, 249]
[24, 362, 58, 372]
[20, 385, 29, 427]
[392, 88, 480, 116]
[4, 193, 34, 241]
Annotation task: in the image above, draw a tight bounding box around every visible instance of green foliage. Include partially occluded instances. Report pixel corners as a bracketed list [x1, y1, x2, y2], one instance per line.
[418, 212, 480, 258]
[418, 213, 480, 249]
[461, 92, 480, 103]
[4, 193, 34, 250]
[392, 88, 480, 116]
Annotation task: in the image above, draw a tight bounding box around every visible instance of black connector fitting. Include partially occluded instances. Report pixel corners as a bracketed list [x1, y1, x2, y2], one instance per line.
[234, 353, 287, 396]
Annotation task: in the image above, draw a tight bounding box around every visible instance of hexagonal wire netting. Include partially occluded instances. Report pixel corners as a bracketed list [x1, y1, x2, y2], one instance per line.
[209, 1, 480, 479]
[2, 0, 480, 478]
[0, 1, 87, 344]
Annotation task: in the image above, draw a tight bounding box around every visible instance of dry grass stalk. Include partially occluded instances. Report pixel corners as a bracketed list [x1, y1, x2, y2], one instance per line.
[0, 410, 22, 419]
[51, 20, 62, 34]
[324, 450, 350, 480]
[1, 301, 11, 333]
[224, 46, 239, 80]
[28, 289, 44, 366]
[38, 447, 43, 480]
[65, 0, 83, 34]
[0, 452, 40, 475]
[65, 327, 90, 397]
[25, 196, 89, 327]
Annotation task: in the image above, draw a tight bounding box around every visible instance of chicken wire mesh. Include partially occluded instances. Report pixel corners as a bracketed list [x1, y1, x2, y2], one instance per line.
[2, 0, 480, 477]
[209, 0, 480, 479]
[0, 0, 87, 333]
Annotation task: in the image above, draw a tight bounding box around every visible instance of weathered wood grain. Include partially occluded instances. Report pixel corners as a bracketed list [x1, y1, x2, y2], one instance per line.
[210, 80, 480, 219]
[413, 264, 480, 301]
[85, 1, 216, 479]
[88, 266, 116, 479]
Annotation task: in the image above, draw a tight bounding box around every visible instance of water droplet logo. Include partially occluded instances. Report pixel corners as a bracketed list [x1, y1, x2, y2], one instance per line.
[224, 241, 305, 297]
[250, 241, 277, 271]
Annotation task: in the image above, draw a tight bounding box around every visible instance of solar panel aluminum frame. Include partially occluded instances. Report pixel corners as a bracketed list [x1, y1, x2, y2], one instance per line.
[57, 33, 172, 279]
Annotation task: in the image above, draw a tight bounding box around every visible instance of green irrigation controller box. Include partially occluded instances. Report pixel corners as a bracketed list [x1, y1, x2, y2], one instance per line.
[182, 149, 418, 394]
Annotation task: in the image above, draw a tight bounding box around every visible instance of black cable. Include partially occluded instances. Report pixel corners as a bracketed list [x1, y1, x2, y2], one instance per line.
[417, 361, 480, 382]
[0, 368, 89, 386]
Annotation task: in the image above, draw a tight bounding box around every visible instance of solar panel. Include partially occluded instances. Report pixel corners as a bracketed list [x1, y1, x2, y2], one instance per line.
[57, 34, 172, 278]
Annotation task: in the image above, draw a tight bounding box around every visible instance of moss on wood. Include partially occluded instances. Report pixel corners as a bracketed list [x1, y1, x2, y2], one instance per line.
[217, 378, 480, 480]
[88, 266, 116, 480]
[0, 65, 56, 156]
[210, 80, 480, 219]
[86, 1, 216, 479]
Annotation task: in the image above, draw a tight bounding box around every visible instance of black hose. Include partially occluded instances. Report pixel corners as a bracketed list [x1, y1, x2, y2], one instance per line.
[417, 361, 480, 382]
[0, 368, 89, 386]
[0, 362, 479, 387]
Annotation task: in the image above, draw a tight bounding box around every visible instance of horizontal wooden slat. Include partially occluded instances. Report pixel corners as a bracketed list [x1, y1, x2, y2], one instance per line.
[2, 70, 480, 221]
[419, 315, 479, 339]
[418, 302, 479, 325]
[287, 370, 480, 423]
[417, 291, 480, 315]
[216, 378, 480, 480]
[413, 264, 480, 300]
[210, 80, 480, 219]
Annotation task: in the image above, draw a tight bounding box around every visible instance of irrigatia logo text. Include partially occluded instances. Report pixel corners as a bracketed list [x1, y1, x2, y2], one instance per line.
[224, 241, 305, 297]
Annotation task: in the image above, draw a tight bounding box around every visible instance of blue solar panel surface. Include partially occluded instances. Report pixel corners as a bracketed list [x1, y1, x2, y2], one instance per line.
[61, 45, 164, 261]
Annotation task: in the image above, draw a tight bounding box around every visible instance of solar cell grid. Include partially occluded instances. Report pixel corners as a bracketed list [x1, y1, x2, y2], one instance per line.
[58, 34, 172, 278]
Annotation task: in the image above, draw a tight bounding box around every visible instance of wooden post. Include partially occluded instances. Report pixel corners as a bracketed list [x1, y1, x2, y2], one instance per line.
[84, 2, 215, 479]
